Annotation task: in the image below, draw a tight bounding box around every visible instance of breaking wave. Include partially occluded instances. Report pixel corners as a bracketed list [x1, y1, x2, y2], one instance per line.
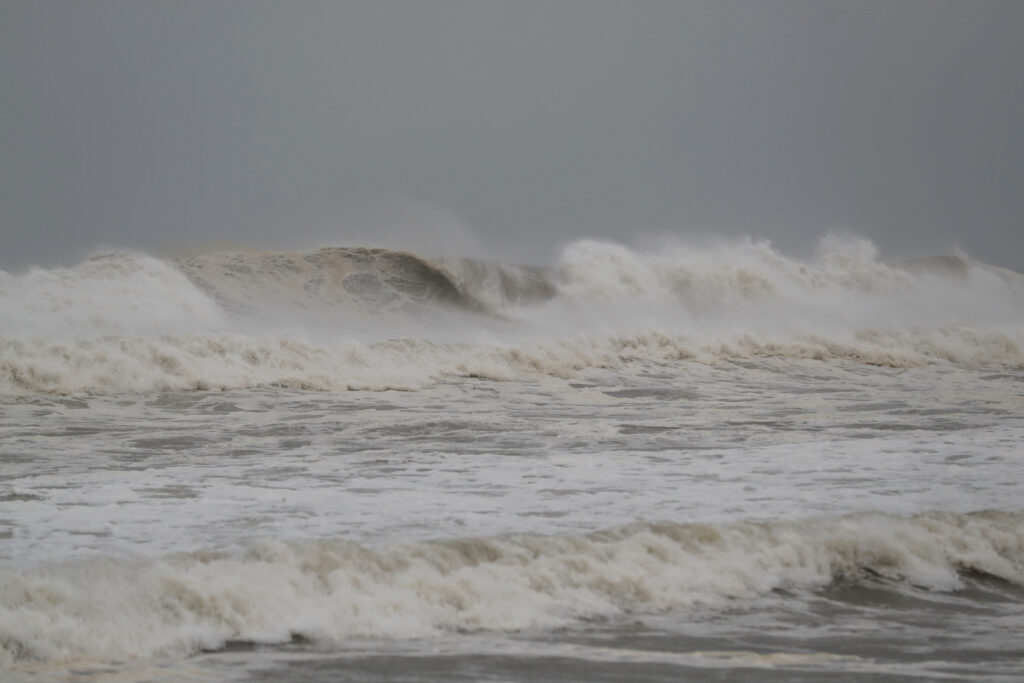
[1, 510, 1021, 666]
[1, 236, 1023, 394]
[175, 246, 555, 316]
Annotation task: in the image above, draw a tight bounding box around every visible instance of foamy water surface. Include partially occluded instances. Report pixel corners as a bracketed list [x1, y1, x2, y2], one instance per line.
[1, 238, 1023, 681]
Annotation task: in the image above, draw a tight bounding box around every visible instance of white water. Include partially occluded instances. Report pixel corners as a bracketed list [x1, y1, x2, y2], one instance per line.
[1, 236, 1022, 395]
[1, 236, 1023, 681]
[3, 511, 1021, 664]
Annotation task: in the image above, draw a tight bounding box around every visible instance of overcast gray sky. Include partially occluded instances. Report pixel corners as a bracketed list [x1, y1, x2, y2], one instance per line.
[2, 0, 1022, 269]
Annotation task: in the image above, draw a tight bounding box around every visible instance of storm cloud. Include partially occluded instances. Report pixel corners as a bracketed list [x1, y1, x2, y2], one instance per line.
[1, 1, 1022, 269]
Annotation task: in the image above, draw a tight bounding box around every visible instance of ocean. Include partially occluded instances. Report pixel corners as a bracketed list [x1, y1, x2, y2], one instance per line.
[1, 236, 1023, 682]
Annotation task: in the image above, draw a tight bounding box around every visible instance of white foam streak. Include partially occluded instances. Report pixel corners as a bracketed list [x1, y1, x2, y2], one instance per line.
[1, 511, 1021, 666]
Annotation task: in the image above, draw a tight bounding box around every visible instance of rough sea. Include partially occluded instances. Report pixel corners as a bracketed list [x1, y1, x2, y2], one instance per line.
[2, 236, 1023, 682]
